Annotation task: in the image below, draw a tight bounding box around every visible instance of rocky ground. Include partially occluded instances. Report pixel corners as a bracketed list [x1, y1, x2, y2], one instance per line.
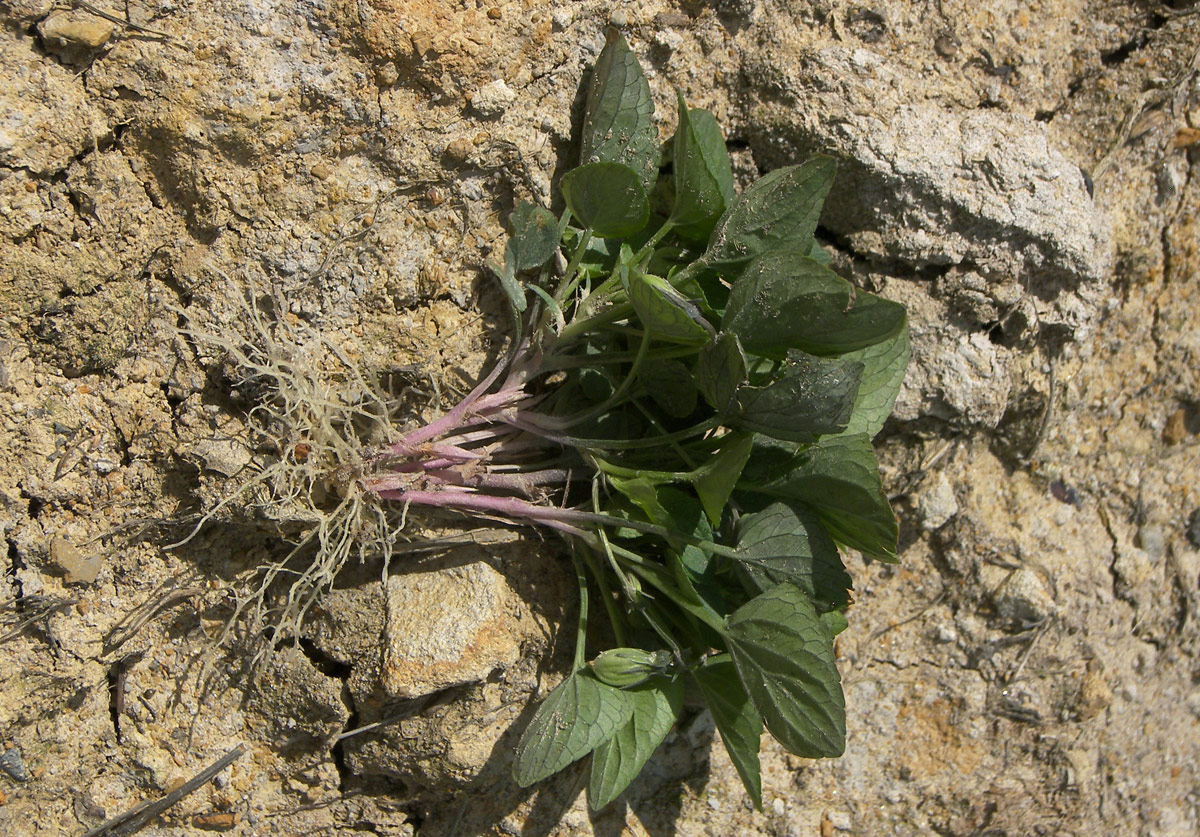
[2, 0, 1199, 834]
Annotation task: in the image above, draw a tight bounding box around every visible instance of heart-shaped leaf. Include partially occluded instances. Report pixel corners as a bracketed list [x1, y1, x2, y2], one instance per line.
[702, 157, 836, 275]
[731, 351, 863, 442]
[506, 202, 561, 272]
[759, 434, 898, 561]
[514, 670, 635, 787]
[671, 91, 734, 242]
[831, 322, 910, 439]
[723, 252, 906, 356]
[588, 677, 683, 809]
[581, 29, 660, 192]
[626, 269, 715, 345]
[724, 583, 845, 758]
[735, 500, 851, 609]
[562, 162, 650, 239]
[696, 332, 747, 414]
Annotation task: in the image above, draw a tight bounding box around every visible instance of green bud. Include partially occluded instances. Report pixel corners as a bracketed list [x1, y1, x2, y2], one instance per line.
[589, 647, 672, 688]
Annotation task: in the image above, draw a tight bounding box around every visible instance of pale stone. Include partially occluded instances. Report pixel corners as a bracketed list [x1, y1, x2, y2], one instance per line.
[469, 79, 516, 118]
[49, 537, 102, 584]
[993, 567, 1056, 624]
[382, 561, 525, 698]
[919, 473, 958, 530]
[39, 11, 115, 50]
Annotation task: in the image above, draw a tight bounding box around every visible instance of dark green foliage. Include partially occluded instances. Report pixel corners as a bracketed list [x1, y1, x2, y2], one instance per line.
[499, 28, 906, 803]
[389, 28, 908, 809]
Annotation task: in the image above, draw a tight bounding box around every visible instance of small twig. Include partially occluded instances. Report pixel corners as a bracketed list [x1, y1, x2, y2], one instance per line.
[1005, 616, 1053, 684]
[890, 437, 958, 501]
[1022, 354, 1057, 465]
[1153, 3, 1200, 18]
[332, 711, 415, 742]
[103, 584, 204, 652]
[81, 744, 246, 837]
[72, 1, 174, 40]
[0, 595, 76, 643]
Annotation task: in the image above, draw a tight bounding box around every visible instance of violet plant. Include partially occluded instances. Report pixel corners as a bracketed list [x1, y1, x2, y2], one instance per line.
[348, 29, 910, 807]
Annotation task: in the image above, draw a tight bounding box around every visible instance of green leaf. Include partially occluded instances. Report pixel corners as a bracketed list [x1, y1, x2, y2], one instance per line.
[581, 28, 660, 192]
[820, 609, 849, 637]
[724, 584, 845, 758]
[653, 487, 730, 620]
[731, 350, 864, 442]
[761, 434, 898, 561]
[808, 240, 831, 265]
[738, 435, 807, 489]
[735, 501, 851, 609]
[692, 432, 753, 526]
[565, 226, 622, 277]
[571, 406, 646, 442]
[654, 487, 709, 558]
[671, 91, 734, 242]
[832, 321, 910, 438]
[696, 332, 747, 414]
[579, 366, 615, 402]
[702, 157, 836, 275]
[692, 657, 763, 809]
[607, 474, 669, 522]
[562, 162, 650, 239]
[506, 202, 561, 272]
[626, 269, 715, 345]
[677, 266, 731, 316]
[514, 669, 635, 787]
[588, 677, 683, 809]
[640, 358, 698, 418]
[492, 261, 528, 316]
[722, 252, 906, 356]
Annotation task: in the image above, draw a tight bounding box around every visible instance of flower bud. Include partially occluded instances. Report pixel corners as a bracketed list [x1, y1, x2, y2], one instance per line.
[589, 647, 672, 688]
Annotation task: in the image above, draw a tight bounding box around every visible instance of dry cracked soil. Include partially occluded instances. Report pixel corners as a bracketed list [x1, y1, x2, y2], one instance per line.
[2, 0, 1200, 835]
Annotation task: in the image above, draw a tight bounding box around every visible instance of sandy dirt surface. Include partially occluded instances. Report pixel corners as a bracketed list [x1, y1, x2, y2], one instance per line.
[1, 1, 1199, 834]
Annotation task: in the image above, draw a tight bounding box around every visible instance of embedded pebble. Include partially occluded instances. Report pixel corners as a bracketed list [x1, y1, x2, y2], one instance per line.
[38, 10, 114, 49]
[442, 137, 473, 166]
[1136, 523, 1165, 559]
[469, 80, 516, 118]
[828, 810, 853, 830]
[919, 473, 958, 530]
[0, 747, 29, 783]
[376, 63, 399, 87]
[193, 811, 239, 830]
[191, 439, 252, 478]
[49, 537, 102, 585]
[654, 29, 683, 52]
[934, 624, 958, 644]
[993, 567, 1056, 624]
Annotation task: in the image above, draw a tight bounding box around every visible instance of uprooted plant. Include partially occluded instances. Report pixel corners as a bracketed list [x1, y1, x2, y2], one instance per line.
[182, 28, 908, 809]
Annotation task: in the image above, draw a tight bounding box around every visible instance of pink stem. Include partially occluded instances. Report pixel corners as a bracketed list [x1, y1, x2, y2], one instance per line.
[386, 349, 522, 453]
[374, 488, 594, 536]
